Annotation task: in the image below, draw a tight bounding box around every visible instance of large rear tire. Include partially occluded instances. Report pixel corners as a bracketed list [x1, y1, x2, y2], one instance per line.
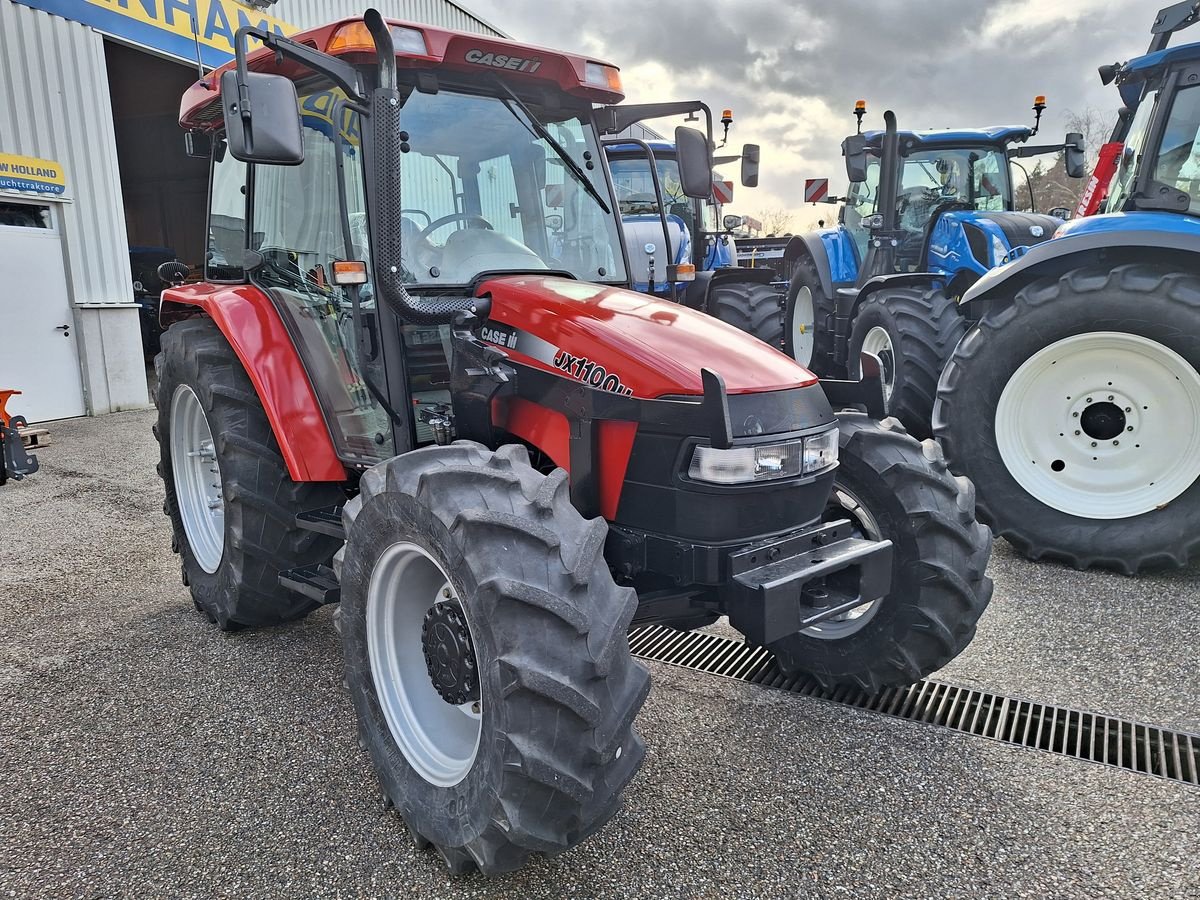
[848, 284, 966, 439]
[154, 318, 343, 629]
[336, 442, 649, 875]
[934, 264, 1200, 573]
[783, 256, 838, 372]
[768, 414, 992, 693]
[708, 280, 784, 348]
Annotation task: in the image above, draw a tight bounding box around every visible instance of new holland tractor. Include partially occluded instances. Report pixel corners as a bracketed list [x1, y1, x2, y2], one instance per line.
[750, 102, 1086, 437]
[934, 0, 1200, 573]
[601, 107, 783, 344]
[153, 11, 991, 874]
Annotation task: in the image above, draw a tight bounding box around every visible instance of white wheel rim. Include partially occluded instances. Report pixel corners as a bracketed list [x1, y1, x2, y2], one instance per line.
[791, 285, 815, 365]
[995, 331, 1200, 519]
[366, 541, 482, 786]
[804, 483, 885, 639]
[170, 384, 224, 573]
[860, 326, 896, 405]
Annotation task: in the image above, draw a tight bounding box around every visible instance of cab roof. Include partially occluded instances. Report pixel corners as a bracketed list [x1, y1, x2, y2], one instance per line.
[604, 140, 678, 156]
[859, 125, 1034, 150]
[180, 16, 624, 129]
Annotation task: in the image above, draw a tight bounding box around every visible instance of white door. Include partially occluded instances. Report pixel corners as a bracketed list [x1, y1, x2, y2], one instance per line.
[0, 200, 86, 422]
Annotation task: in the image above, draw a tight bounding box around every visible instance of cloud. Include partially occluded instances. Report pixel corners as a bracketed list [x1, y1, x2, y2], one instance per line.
[461, 0, 1155, 226]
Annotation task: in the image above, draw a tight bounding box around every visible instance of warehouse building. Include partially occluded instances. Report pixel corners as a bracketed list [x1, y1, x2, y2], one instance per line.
[0, 0, 504, 422]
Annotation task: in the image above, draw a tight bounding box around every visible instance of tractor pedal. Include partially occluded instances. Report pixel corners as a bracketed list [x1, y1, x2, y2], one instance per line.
[295, 505, 345, 539]
[279, 564, 341, 605]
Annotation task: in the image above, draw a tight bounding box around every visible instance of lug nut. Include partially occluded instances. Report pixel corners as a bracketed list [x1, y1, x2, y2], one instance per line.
[1090, 441, 1097, 447]
[1113, 440, 1120, 446]
[1074, 430, 1081, 435]
[1072, 412, 1079, 418]
[1127, 426, 1133, 432]
[1107, 395, 1114, 401]
[1086, 397, 1093, 402]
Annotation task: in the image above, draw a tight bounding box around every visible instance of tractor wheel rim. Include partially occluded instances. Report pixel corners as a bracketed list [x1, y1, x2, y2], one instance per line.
[791, 285, 816, 365]
[860, 326, 896, 404]
[169, 384, 224, 573]
[803, 483, 884, 639]
[995, 331, 1200, 519]
[367, 541, 482, 787]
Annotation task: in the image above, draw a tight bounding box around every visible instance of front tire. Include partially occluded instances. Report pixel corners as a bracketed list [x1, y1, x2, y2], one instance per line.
[768, 414, 992, 693]
[783, 256, 837, 372]
[154, 318, 343, 629]
[708, 280, 784, 348]
[934, 264, 1200, 573]
[848, 285, 965, 439]
[336, 442, 649, 875]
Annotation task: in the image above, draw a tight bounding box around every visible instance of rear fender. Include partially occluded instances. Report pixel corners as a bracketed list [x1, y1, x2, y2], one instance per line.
[958, 223, 1200, 322]
[782, 229, 858, 296]
[160, 283, 346, 482]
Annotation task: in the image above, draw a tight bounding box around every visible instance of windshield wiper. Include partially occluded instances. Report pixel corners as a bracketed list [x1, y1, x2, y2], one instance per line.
[493, 80, 612, 215]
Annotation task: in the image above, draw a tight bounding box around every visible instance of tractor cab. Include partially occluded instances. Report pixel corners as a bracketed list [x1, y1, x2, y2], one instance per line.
[842, 116, 1085, 293]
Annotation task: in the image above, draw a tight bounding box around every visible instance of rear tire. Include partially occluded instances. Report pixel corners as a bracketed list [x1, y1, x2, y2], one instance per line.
[848, 285, 965, 439]
[934, 264, 1200, 573]
[709, 280, 784, 348]
[768, 414, 992, 693]
[154, 318, 343, 629]
[336, 442, 649, 875]
[783, 256, 837, 372]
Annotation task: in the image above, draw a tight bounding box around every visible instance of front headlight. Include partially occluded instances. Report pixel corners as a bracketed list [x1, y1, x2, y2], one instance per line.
[687, 428, 838, 485]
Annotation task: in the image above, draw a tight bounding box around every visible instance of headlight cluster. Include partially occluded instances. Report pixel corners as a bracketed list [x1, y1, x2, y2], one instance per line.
[687, 428, 838, 485]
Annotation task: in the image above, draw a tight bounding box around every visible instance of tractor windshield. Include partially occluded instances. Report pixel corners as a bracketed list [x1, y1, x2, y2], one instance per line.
[608, 154, 692, 219]
[1152, 82, 1200, 214]
[395, 88, 626, 286]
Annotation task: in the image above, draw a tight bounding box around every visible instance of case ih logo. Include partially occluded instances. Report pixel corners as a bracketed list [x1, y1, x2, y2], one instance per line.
[463, 49, 543, 73]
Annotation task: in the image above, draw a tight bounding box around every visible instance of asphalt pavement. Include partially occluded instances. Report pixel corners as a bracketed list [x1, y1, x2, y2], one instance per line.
[1, 409, 1196, 898]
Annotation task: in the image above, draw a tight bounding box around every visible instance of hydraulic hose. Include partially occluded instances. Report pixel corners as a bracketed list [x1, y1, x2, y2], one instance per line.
[363, 9, 488, 325]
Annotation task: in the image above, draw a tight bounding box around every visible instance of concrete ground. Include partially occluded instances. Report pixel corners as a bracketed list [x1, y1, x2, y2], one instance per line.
[1, 410, 1196, 899]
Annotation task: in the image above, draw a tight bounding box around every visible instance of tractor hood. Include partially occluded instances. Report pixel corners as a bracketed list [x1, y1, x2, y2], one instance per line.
[476, 275, 813, 397]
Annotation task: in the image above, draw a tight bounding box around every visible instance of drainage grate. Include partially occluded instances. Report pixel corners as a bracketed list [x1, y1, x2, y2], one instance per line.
[629, 624, 1200, 786]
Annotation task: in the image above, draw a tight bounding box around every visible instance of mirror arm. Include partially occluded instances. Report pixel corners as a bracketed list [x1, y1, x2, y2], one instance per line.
[232, 26, 366, 105]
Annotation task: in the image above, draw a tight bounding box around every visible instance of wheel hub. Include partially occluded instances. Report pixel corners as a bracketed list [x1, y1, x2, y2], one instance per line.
[1079, 400, 1126, 441]
[421, 601, 480, 705]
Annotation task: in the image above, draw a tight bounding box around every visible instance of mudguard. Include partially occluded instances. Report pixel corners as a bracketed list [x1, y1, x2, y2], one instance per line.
[958, 212, 1200, 320]
[160, 283, 346, 482]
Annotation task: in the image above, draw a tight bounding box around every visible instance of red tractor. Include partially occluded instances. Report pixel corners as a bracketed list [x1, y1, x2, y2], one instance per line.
[155, 11, 992, 874]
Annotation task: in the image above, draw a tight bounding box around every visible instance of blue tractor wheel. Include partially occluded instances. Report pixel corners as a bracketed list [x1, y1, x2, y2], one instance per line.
[934, 264, 1200, 573]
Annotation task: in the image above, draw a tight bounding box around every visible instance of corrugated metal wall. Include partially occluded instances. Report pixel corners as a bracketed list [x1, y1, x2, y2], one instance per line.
[0, 0, 133, 305]
[284, 0, 505, 36]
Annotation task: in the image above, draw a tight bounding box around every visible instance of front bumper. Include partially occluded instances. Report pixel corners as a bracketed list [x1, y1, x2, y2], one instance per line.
[726, 520, 892, 646]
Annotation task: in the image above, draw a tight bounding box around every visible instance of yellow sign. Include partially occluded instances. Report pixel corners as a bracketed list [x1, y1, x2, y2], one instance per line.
[0, 153, 66, 195]
[14, 1, 298, 68]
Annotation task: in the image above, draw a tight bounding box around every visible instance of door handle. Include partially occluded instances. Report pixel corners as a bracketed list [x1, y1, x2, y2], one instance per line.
[55, 324, 70, 336]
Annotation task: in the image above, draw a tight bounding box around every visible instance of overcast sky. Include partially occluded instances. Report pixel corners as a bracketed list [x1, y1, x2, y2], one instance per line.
[464, 0, 1155, 230]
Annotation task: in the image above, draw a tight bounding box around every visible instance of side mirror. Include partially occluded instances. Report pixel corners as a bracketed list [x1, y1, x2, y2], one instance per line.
[220, 70, 304, 166]
[842, 133, 869, 184]
[184, 131, 213, 159]
[1064, 132, 1086, 179]
[157, 260, 191, 286]
[675, 125, 714, 199]
[1048, 206, 1072, 220]
[740, 143, 760, 188]
[723, 214, 743, 231]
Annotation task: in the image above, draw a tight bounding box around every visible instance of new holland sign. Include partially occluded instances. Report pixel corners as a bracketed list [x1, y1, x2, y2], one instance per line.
[13, 0, 296, 69]
[0, 153, 66, 196]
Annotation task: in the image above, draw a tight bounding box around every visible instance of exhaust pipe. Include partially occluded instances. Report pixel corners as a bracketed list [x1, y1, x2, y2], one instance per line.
[363, 9, 488, 325]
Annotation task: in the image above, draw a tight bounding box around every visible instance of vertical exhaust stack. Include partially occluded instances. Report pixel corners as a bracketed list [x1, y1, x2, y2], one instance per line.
[362, 9, 486, 325]
[858, 110, 899, 283]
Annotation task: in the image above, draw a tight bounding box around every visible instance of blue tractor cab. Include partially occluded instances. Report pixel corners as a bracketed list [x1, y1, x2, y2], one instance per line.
[758, 102, 1085, 436]
[933, 0, 1200, 574]
[595, 102, 784, 345]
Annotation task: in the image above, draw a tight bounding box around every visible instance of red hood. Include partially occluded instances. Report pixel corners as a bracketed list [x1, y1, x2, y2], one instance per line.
[477, 275, 817, 397]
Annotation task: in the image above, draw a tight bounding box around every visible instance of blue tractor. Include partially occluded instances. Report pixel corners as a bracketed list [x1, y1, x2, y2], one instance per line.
[934, 0, 1200, 573]
[747, 102, 1086, 437]
[596, 102, 784, 344]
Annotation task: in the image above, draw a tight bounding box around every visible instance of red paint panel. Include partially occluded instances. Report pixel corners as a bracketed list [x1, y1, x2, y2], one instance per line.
[161, 284, 346, 483]
[480, 275, 818, 398]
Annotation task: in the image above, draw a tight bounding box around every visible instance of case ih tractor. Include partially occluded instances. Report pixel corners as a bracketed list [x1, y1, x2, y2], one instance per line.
[154, 11, 991, 874]
[741, 102, 1085, 437]
[600, 105, 782, 345]
[934, 0, 1200, 573]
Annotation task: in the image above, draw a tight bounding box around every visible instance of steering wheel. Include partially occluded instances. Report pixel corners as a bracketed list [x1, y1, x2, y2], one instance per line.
[419, 213, 494, 240]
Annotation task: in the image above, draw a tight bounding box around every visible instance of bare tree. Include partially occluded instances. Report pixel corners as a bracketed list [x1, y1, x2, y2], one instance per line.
[758, 207, 794, 236]
[1064, 106, 1119, 166]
